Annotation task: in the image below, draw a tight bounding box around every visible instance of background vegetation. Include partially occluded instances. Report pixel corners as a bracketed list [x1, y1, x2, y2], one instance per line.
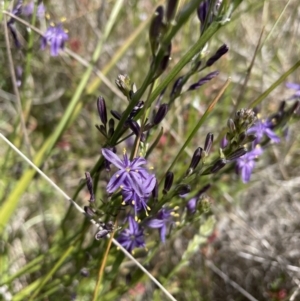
[1, 0, 300, 300]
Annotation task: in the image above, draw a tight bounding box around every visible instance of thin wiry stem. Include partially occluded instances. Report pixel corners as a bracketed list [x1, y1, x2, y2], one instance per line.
[3, 16, 32, 159]
[0, 133, 178, 301]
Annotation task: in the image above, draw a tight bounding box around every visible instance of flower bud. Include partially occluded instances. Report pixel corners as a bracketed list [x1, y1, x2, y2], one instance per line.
[163, 171, 174, 194]
[170, 76, 183, 98]
[111, 110, 122, 120]
[84, 206, 96, 217]
[108, 118, 115, 137]
[149, 6, 164, 55]
[188, 71, 219, 91]
[152, 179, 159, 201]
[97, 96, 107, 125]
[226, 147, 247, 161]
[166, 0, 179, 22]
[204, 132, 214, 155]
[188, 147, 203, 172]
[153, 104, 168, 125]
[206, 44, 229, 67]
[210, 158, 226, 173]
[115, 74, 132, 97]
[176, 184, 191, 196]
[128, 101, 144, 120]
[220, 136, 228, 149]
[227, 118, 236, 133]
[127, 120, 141, 137]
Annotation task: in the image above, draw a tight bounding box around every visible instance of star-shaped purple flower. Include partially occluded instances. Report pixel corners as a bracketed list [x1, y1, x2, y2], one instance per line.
[117, 216, 145, 254]
[147, 207, 176, 243]
[122, 175, 156, 216]
[102, 148, 153, 197]
[236, 147, 263, 183]
[41, 23, 69, 56]
[247, 119, 280, 145]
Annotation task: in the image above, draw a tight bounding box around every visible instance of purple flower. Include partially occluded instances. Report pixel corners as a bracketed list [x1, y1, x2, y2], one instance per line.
[147, 207, 176, 243]
[117, 216, 145, 253]
[102, 148, 154, 197]
[286, 82, 300, 99]
[22, 2, 45, 18]
[236, 147, 263, 183]
[41, 23, 68, 56]
[122, 175, 156, 216]
[247, 119, 280, 145]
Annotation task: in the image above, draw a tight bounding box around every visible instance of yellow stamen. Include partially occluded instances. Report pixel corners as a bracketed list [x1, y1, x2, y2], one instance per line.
[122, 201, 125, 205]
[45, 13, 50, 20]
[50, 22, 55, 27]
[60, 17, 67, 22]
[123, 148, 126, 155]
[132, 201, 135, 205]
[174, 206, 179, 210]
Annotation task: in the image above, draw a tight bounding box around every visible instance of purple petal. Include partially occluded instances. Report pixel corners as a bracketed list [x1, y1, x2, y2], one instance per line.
[265, 128, 280, 143]
[286, 82, 300, 90]
[160, 225, 167, 243]
[106, 171, 127, 193]
[102, 149, 124, 169]
[130, 157, 147, 168]
[147, 219, 165, 228]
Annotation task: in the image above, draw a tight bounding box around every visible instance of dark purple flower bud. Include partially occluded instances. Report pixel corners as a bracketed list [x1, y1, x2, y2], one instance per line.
[108, 118, 115, 137]
[155, 44, 172, 79]
[85, 172, 95, 202]
[197, 0, 209, 25]
[95, 124, 107, 137]
[227, 119, 236, 133]
[237, 132, 246, 145]
[111, 110, 122, 120]
[7, 23, 21, 48]
[210, 158, 226, 173]
[226, 147, 247, 161]
[156, 86, 167, 106]
[166, 0, 179, 22]
[206, 44, 229, 67]
[170, 76, 184, 98]
[187, 71, 219, 91]
[186, 147, 202, 176]
[153, 104, 168, 125]
[128, 101, 144, 120]
[176, 184, 191, 196]
[220, 136, 228, 149]
[80, 268, 89, 277]
[149, 6, 164, 55]
[95, 229, 110, 239]
[163, 171, 174, 194]
[152, 179, 159, 201]
[127, 120, 141, 137]
[97, 96, 107, 125]
[84, 206, 96, 217]
[204, 132, 214, 154]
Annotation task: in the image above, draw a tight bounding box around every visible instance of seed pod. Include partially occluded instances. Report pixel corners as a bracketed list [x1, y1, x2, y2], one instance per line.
[163, 171, 174, 194]
[97, 96, 107, 125]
